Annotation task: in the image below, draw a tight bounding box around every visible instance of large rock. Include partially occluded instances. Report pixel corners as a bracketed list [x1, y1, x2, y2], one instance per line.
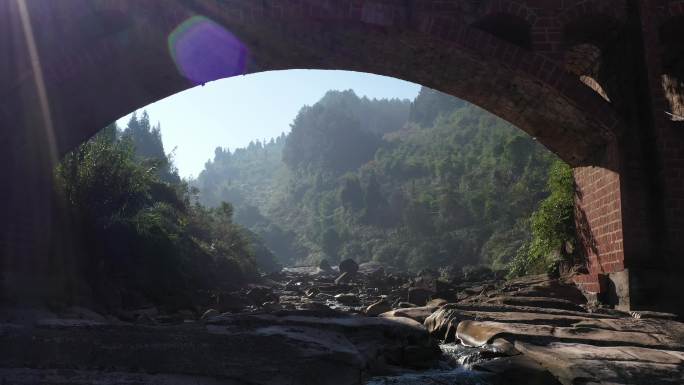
[515, 341, 684, 385]
[424, 302, 602, 319]
[246, 287, 276, 305]
[408, 287, 434, 306]
[0, 310, 441, 385]
[503, 274, 587, 305]
[482, 295, 585, 312]
[338, 259, 359, 275]
[334, 293, 359, 305]
[318, 259, 333, 272]
[358, 261, 386, 276]
[380, 305, 440, 323]
[366, 300, 392, 317]
[472, 355, 562, 385]
[335, 272, 353, 285]
[424, 307, 598, 342]
[395, 302, 417, 309]
[455, 320, 684, 350]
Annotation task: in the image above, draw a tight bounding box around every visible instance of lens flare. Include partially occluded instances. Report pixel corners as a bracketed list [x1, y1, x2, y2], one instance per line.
[17, 0, 58, 165]
[168, 16, 248, 85]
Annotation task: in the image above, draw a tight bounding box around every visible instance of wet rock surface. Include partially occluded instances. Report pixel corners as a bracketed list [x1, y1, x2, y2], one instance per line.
[1, 266, 682, 384]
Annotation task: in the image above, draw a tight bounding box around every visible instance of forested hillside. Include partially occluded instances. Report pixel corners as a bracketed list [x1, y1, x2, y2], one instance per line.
[195, 88, 575, 274]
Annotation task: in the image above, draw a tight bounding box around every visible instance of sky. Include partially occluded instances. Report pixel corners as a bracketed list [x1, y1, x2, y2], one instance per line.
[116, 70, 421, 178]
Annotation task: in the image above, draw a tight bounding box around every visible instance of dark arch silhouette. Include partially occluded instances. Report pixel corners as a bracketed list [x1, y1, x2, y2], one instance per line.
[4, 0, 684, 313]
[0, 0, 620, 168]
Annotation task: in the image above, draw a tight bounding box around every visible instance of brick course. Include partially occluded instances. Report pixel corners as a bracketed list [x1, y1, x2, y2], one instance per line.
[573, 165, 624, 293]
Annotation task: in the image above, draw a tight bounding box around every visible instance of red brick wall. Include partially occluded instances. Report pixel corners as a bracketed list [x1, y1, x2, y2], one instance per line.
[573, 166, 624, 293]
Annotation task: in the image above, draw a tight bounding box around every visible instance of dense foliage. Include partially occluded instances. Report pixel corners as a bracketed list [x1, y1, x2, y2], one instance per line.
[508, 160, 576, 276]
[195, 88, 576, 274]
[52, 114, 269, 311]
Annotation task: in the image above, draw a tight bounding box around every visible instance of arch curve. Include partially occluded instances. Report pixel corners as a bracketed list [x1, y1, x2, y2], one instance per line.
[0, 0, 621, 167]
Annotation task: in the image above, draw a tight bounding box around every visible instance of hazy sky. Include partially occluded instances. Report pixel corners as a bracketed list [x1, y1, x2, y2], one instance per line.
[117, 70, 421, 178]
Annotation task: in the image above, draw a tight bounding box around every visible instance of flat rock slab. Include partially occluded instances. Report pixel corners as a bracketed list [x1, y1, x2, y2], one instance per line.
[0, 369, 233, 385]
[515, 341, 684, 385]
[571, 317, 684, 337]
[0, 311, 441, 385]
[501, 275, 587, 304]
[456, 320, 684, 350]
[426, 306, 684, 343]
[379, 306, 440, 323]
[425, 308, 599, 342]
[472, 354, 562, 385]
[482, 296, 585, 312]
[434, 302, 613, 319]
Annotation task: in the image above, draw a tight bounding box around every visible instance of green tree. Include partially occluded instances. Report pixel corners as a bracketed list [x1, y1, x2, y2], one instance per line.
[339, 174, 364, 210]
[122, 111, 180, 184]
[53, 119, 259, 310]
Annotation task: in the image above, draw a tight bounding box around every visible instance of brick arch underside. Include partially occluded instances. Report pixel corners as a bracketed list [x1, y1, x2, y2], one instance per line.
[0, 0, 619, 168]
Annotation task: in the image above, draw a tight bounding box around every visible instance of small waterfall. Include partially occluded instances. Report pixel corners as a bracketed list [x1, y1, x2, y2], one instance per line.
[365, 343, 497, 384]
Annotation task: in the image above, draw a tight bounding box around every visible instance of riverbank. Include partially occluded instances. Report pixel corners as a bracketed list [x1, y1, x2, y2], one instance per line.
[1, 262, 682, 384]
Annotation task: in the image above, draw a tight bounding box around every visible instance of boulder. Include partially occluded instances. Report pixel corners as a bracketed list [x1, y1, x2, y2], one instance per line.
[358, 261, 386, 275]
[366, 300, 392, 317]
[338, 259, 359, 275]
[246, 287, 275, 305]
[335, 272, 353, 285]
[318, 259, 332, 272]
[472, 355, 562, 385]
[395, 302, 417, 309]
[426, 298, 448, 308]
[502, 275, 587, 305]
[380, 306, 439, 323]
[334, 293, 360, 305]
[305, 287, 320, 298]
[408, 287, 434, 306]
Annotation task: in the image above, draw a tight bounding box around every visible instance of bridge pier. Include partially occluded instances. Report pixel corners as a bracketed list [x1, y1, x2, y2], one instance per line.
[1, 136, 56, 303]
[572, 1, 684, 314]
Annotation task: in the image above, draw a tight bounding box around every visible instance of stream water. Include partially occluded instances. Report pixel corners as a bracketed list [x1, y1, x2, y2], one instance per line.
[366, 343, 497, 385]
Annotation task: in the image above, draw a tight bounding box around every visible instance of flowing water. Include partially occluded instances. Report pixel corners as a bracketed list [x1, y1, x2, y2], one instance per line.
[366, 343, 497, 385]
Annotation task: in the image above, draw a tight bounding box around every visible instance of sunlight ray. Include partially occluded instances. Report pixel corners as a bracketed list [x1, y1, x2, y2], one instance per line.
[17, 0, 58, 165]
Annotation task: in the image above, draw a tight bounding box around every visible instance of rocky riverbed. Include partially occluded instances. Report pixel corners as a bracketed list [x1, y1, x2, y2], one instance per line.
[1, 260, 682, 384]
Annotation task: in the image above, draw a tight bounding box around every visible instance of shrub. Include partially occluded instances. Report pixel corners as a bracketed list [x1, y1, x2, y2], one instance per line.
[508, 160, 575, 277]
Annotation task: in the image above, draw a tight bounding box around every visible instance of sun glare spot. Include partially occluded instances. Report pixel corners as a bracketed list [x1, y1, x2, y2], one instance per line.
[168, 16, 249, 85]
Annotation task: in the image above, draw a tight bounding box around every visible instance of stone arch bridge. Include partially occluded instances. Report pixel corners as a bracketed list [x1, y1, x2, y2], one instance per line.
[1, 0, 683, 312]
